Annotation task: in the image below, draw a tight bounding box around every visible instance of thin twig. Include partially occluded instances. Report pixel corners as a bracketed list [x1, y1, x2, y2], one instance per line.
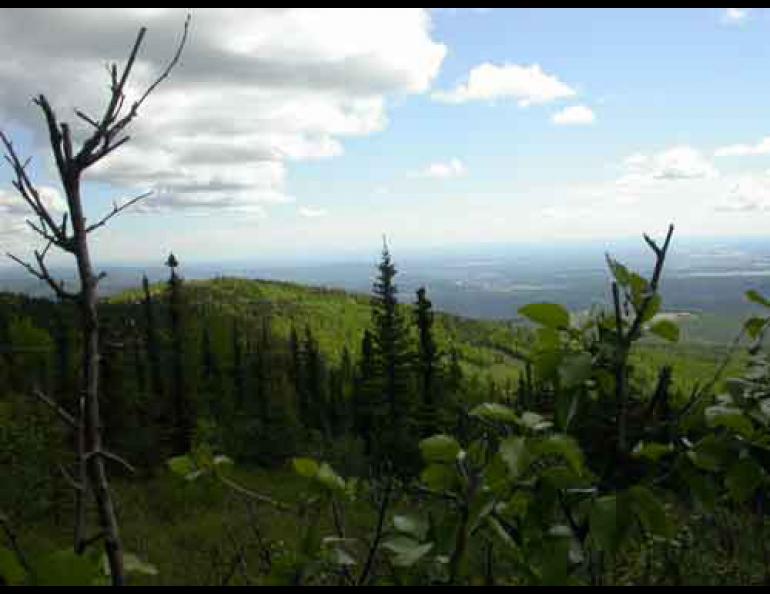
[30, 389, 76, 427]
[357, 478, 393, 586]
[218, 475, 293, 512]
[85, 191, 152, 233]
[0, 512, 34, 582]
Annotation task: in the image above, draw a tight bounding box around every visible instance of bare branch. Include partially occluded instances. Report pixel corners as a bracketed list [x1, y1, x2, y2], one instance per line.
[0, 130, 65, 242]
[357, 477, 393, 586]
[30, 389, 77, 427]
[77, 13, 189, 169]
[112, 14, 190, 133]
[84, 449, 136, 474]
[6, 252, 78, 301]
[32, 95, 69, 183]
[25, 219, 63, 249]
[85, 190, 152, 233]
[0, 511, 34, 581]
[218, 475, 293, 512]
[81, 531, 106, 550]
[58, 463, 85, 491]
[82, 135, 131, 168]
[75, 110, 99, 129]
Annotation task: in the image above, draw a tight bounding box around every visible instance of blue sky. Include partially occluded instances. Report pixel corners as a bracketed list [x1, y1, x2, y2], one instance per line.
[2, 8, 770, 265]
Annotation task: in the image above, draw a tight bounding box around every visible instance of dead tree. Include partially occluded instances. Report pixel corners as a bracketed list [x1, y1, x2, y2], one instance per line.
[0, 16, 189, 586]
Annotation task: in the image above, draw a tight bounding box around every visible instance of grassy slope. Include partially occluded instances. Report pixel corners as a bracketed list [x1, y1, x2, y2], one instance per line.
[112, 276, 751, 392]
[113, 276, 527, 385]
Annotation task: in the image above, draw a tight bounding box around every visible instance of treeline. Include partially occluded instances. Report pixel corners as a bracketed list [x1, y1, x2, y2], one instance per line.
[0, 240, 520, 493]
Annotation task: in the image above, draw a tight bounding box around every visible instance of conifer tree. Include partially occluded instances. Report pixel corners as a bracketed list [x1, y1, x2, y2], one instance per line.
[142, 275, 164, 407]
[353, 329, 376, 455]
[200, 323, 224, 422]
[414, 286, 440, 436]
[166, 253, 193, 454]
[231, 319, 246, 410]
[303, 324, 328, 437]
[369, 237, 415, 472]
[289, 324, 307, 422]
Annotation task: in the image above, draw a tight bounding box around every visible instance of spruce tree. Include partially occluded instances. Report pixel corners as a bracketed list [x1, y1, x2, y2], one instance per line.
[141, 275, 164, 406]
[353, 329, 376, 455]
[303, 324, 328, 437]
[231, 319, 246, 410]
[414, 286, 440, 436]
[166, 253, 193, 455]
[369, 237, 415, 472]
[289, 324, 307, 423]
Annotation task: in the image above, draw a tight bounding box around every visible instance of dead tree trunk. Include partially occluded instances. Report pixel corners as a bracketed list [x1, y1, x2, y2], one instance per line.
[0, 17, 188, 586]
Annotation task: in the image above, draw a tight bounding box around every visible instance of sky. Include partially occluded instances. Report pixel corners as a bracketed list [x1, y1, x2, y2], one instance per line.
[2, 8, 770, 265]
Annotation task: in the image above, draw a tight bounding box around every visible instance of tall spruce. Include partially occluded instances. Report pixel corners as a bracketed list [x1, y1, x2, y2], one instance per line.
[353, 329, 376, 455]
[303, 324, 328, 437]
[289, 324, 307, 422]
[231, 319, 246, 410]
[166, 253, 193, 455]
[414, 286, 440, 436]
[369, 237, 415, 472]
[141, 275, 164, 406]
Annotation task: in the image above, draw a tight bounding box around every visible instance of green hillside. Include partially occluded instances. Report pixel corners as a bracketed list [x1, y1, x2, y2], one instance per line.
[113, 276, 528, 385]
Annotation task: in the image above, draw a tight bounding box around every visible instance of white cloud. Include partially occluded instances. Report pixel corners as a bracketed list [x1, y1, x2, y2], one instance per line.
[722, 8, 750, 24]
[551, 104, 595, 125]
[432, 62, 576, 106]
[714, 136, 770, 157]
[715, 176, 770, 212]
[298, 206, 328, 218]
[0, 8, 447, 224]
[416, 158, 467, 179]
[624, 145, 718, 181]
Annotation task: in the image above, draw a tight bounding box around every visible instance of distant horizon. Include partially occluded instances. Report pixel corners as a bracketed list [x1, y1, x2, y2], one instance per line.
[1, 230, 769, 271]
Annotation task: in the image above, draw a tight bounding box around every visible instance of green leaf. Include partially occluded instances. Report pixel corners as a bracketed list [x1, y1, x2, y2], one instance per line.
[421, 464, 458, 491]
[628, 273, 649, 310]
[649, 319, 679, 342]
[558, 353, 592, 387]
[589, 495, 624, 553]
[532, 435, 584, 474]
[628, 486, 671, 538]
[316, 462, 346, 492]
[687, 435, 730, 472]
[292, 457, 320, 479]
[117, 553, 159, 577]
[322, 537, 359, 566]
[520, 411, 553, 432]
[167, 455, 200, 480]
[746, 289, 770, 308]
[419, 434, 461, 464]
[519, 303, 570, 329]
[393, 514, 429, 541]
[632, 441, 674, 462]
[381, 537, 434, 567]
[705, 405, 754, 437]
[725, 458, 764, 503]
[469, 402, 518, 424]
[483, 455, 510, 496]
[606, 257, 631, 286]
[640, 294, 662, 323]
[744, 316, 768, 340]
[486, 515, 519, 550]
[499, 436, 529, 479]
[536, 326, 561, 350]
